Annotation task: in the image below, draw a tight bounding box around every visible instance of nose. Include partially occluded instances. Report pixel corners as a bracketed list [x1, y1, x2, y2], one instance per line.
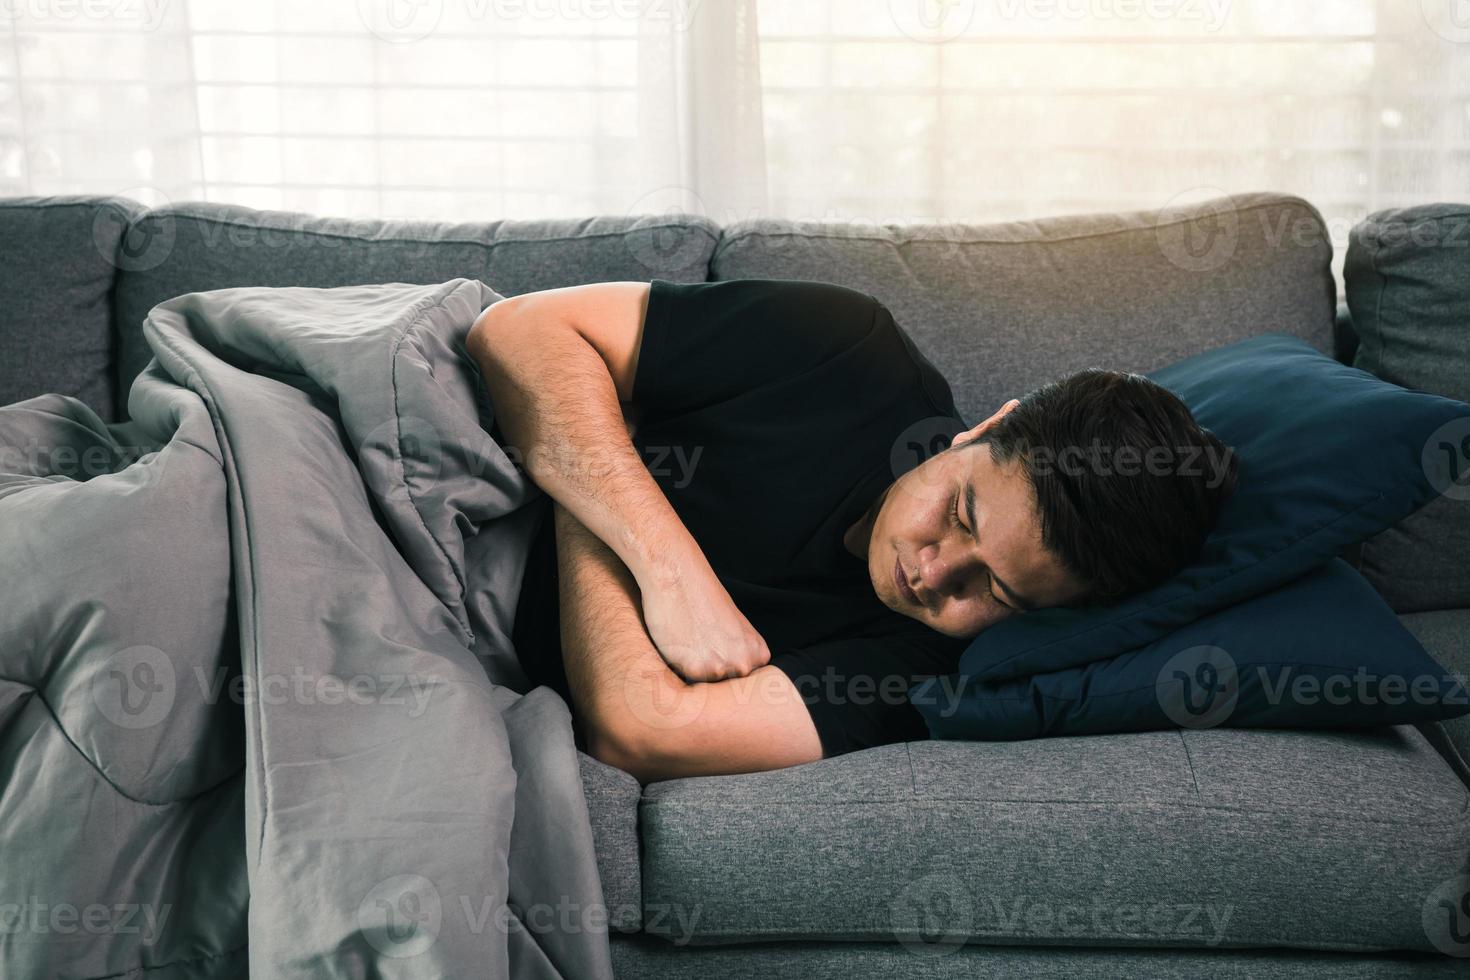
[917, 540, 977, 599]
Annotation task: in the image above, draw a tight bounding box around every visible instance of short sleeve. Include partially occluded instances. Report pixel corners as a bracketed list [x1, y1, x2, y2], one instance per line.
[634, 278, 884, 419]
[769, 634, 964, 758]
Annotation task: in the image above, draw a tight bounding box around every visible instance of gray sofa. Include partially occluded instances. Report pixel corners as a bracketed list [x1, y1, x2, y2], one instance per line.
[3, 192, 1468, 977]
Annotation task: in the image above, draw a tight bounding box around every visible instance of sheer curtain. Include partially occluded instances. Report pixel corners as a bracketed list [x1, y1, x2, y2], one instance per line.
[0, 0, 1465, 244]
[0, 0, 761, 220]
[753, 0, 1470, 247]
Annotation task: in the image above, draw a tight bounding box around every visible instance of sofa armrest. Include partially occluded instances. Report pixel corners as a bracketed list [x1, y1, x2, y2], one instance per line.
[1401, 608, 1470, 784]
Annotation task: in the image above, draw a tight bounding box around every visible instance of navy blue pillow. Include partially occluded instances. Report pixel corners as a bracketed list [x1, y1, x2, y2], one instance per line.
[913, 559, 1470, 739]
[960, 333, 1470, 682]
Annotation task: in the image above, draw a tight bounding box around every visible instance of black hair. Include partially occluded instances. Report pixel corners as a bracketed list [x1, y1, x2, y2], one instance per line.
[974, 368, 1239, 605]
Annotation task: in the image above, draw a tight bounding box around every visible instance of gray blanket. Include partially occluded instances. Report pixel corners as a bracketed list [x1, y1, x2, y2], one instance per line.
[0, 279, 613, 979]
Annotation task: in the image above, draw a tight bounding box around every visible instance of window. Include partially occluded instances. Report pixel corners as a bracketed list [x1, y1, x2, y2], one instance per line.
[2, 0, 1464, 258]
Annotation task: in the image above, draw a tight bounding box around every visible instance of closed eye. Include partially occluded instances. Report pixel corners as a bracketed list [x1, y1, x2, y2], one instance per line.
[951, 487, 1022, 612]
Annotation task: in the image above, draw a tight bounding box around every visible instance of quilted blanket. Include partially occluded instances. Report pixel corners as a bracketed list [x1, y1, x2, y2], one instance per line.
[0, 279, 613, 979]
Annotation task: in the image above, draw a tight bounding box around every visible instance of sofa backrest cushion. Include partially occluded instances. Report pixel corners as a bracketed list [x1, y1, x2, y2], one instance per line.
[0, 196, 143, 422]
[113, 203, 718, 418]
[710, 192, 1336, 425]
[1345, 203, 1470, 613]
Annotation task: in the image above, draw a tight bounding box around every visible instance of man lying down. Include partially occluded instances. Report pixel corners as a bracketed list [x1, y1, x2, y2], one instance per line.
[467, 278, 1238, 783]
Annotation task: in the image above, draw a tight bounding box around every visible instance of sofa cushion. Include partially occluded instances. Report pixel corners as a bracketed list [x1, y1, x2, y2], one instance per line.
[1345, 204, 1470, 612]
[113, 202, 719, 418]
[914, 559, 1470, 740]
[0, 196, 144, 421]
[578, 751, 642, 933]
[639, 728, 1470, 953]
[609, 937, 1470, 979]
[710, 192, 1335, 426]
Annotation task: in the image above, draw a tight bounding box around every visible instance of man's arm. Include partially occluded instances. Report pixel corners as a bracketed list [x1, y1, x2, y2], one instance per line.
[552, 501, 823, 783]
[466, 283, 768, 682]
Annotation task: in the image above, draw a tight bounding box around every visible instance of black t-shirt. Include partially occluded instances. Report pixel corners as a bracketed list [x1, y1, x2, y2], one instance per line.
[511, 277, 971, 757]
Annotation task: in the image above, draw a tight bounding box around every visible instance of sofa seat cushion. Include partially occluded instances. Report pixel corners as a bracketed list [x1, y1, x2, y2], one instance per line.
[579, 751, 643, 933]
[609, 936, 1470, 980]
[639, 728, 1470, 953]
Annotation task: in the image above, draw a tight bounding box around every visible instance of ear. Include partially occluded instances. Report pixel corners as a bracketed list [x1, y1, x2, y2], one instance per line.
[950, 398, 1020, 449]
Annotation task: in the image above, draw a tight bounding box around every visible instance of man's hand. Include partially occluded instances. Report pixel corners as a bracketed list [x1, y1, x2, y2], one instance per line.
[640, 560, 771, 682]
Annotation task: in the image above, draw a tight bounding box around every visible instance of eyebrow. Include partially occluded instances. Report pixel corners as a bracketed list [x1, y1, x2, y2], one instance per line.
[964, 482, 1038, 612]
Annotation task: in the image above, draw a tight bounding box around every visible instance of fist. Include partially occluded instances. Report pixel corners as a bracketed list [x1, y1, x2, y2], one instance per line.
[640, 566, 771, 683]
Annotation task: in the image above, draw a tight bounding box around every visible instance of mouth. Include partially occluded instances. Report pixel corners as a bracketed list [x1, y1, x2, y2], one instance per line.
[893, 555, 921, 607]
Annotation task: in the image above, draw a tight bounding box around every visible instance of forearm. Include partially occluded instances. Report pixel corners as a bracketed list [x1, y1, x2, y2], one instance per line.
[552, 502, 691, 768]
[552, 503, 823, 782]
[467, 293, 699, 590]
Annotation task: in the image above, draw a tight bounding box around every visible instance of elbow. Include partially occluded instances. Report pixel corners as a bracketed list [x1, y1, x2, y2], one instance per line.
[582, 703, 682, 785]
[584, 717, 666, 785]
[580, 656, 708, 783]
[466, 297, 519, 364]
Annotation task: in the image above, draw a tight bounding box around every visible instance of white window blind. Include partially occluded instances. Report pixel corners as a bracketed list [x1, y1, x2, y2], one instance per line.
[0, 0, 1465, 249]
[754, 0, 1470, 249]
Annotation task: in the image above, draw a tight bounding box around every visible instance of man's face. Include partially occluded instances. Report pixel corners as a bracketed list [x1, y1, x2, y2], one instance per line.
[857, 406, 1088, 638]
